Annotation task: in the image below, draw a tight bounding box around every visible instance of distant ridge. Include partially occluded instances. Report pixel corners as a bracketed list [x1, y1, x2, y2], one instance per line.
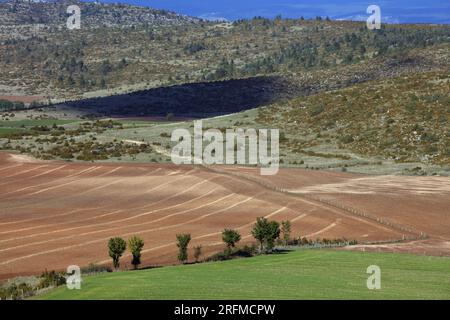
[0, 0, 200, 26]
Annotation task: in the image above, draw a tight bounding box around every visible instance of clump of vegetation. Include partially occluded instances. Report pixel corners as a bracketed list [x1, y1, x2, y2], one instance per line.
[81, 263, 112, 275]
[206, 245, 257, 262]
[0, 269, 70, 300]
[281, 220, 292, 245]
[193, 245, 202, 263]
[251, 217, 281, 253]
[285, 237, 358, 247]
[128, 236, 145, 270]
[184, 42, 206, 55]
[176, 234, 191, 264]
[257, 71, 450, 166]
[108, 237, 127, 270]
[222, 229, 241, 254]
[37, 270, 66, 289]
[0, 282, 34, 300]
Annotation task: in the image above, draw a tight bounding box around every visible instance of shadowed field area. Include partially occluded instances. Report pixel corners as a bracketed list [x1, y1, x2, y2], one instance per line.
[57, 76, 299, 118]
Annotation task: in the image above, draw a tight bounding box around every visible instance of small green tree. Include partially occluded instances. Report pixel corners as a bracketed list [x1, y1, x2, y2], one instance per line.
[251, 217, 281, 253]
[222, 229, 241, 253]
[108, 237, 127, 270]
[193, 245, 202, 263]
[128, 236, 145, 270]
[266, 221, 281, 251]
[252, 217, 268, 252]
[176, 234, 191, 264]
[281, 220, 292, 245]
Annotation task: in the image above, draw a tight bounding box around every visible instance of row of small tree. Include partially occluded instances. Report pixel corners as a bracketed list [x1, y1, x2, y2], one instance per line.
[177, 217, 292, 263]
[108, 236, 144, 270]
[107, 218, 292, 269]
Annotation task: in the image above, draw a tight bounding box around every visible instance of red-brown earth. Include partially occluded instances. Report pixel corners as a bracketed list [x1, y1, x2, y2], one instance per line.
[0, 95, 43, 104]
[0, 152, 449, 280]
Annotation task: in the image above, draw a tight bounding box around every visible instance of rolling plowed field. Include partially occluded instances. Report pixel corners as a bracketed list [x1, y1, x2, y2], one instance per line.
[0, 152, 449, 280]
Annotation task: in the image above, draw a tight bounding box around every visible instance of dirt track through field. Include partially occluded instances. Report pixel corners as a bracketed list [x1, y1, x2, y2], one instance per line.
[0, 152, 449, 279]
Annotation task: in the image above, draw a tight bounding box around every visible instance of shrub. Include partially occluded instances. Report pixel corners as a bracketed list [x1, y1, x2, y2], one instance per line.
[108, 237, 127, 270]
[37, 270, 66, 289]
[81, 263, 111, 275]
[206, 244, 257, 262]
[128, 236, 145, 270]
[251, 217, 281, 253]
[339, 135, 354, 144]
[281, 220, 292, 245]
[222, 229, 241, 253]
[308, 104, 325, 117]
[176, 234, 191, 264]
[0, 282, 34, 300]
[193, 245, 202, 263]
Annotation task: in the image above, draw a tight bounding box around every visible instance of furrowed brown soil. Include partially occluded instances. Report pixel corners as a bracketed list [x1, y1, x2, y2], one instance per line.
[0, 152, 448, 280]
[0, 95, 43, 104]
[219, 167, 450, 256]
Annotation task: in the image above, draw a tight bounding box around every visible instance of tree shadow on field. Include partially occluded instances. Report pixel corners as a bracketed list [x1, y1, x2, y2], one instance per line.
[59, 76, 300, 118]
[269, 249, 292, 255]
[137, 265, 165, 271]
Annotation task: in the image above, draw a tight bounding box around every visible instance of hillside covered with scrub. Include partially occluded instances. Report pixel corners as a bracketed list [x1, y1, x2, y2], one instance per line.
[0, 1, 450, 303]
[257, 71, 450, 166]
[0, 1, 448, 173]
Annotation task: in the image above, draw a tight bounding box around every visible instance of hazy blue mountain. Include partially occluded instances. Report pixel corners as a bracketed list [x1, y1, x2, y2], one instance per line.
[83, 0, 450, 24]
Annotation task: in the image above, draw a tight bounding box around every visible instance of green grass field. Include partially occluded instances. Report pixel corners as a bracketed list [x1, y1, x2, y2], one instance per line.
[0, 119, 79, 128]
[37, 250, 450, 300]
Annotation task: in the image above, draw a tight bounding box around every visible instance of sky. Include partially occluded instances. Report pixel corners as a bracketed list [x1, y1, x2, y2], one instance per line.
[87, 0, 450, 24]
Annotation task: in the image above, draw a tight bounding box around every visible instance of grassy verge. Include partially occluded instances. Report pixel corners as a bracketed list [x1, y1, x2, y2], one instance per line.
[36, 250, 450, 300]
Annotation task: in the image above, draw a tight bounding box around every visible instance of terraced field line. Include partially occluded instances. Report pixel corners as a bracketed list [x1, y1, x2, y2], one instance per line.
[96, 166, 123, 177]
[0, 165, 47, 180]
[118, 177, 216, 214]
[304, 220, 339, 237]
[27, 165, 126, 199]
[0, 166, 104, 206]
[18, 164, 67, 180]
[201, 165, 417, 237]
[0, 193, 244, 265]
[291, 213, 308, 222]
[0, 172, 201, 235]
[25, 167, 104, 196]
[141, 194, 260, 235]
[0, 187, 221, 246]
[11, 173, 195, 222]
[76, 168, 161, 196]
[0, 168, 178, 213]
[27, 191, 232, 246]
[1, 197, 288, 263]
[0, 165, 73, 197]
[96, 193, 261, 264]
[0, 163, 23, 173]
[0, 208, 95, 229]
